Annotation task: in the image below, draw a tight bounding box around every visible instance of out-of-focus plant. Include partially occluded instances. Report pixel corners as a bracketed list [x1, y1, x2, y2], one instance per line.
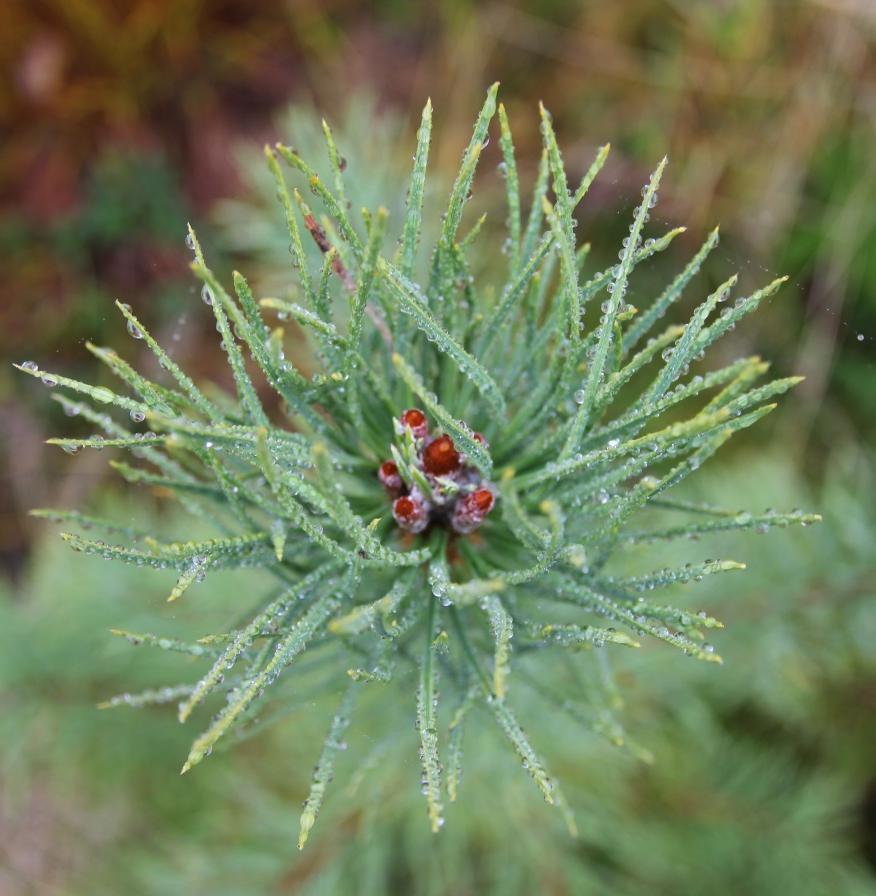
[214, 95, 419, 295]
[16, 85, 818, 848]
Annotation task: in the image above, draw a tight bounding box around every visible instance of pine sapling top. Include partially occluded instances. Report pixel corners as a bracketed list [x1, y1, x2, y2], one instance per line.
[18, 83, 819, 848]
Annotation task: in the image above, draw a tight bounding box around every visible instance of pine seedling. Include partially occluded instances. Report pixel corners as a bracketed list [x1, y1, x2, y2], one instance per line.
[18, 84, 819, 846]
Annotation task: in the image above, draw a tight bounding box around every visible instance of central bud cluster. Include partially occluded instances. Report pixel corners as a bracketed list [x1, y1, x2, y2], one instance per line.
[378, 408, 496, 536]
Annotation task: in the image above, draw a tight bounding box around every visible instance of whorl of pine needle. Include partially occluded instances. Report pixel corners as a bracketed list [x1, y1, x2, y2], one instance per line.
[18, 84, 818, 847]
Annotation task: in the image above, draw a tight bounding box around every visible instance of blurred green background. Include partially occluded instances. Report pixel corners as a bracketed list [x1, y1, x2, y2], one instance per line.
[1, 2, 874, 894]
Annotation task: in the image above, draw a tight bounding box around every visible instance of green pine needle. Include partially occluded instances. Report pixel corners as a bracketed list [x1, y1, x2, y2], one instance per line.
[18, 85, 818, 846]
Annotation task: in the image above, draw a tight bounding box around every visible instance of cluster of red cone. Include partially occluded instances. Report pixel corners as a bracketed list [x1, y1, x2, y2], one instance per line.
[379, 409, 496, 535]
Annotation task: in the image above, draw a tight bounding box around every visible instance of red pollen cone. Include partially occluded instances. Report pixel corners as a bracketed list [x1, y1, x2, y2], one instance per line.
[378, 460, 403, 494]
[471, 488, 494, 513]
[422, 435, 460, 475]
[393, 493, 429, 533]
[400, 408, 428, 439]
[394, 496, 415, 518]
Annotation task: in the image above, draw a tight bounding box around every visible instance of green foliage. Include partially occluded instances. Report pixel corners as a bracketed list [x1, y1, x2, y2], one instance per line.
[17, 86, 818, 847]
[2, 451, 871, 895]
